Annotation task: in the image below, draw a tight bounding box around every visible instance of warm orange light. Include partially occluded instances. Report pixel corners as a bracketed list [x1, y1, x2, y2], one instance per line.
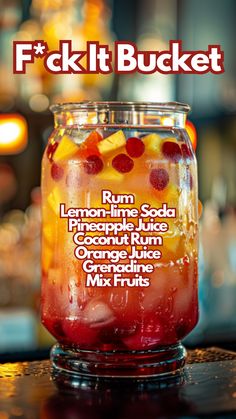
[0, 114, 28, 154]
[186, 120, 197, 150]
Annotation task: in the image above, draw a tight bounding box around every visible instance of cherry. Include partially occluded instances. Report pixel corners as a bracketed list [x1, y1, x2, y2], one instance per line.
[84, 155, 103, 175]
[46, 141, 58, 162]
[51, 163, 64, 181]
[149, 168, 169, 190]
[162, 141, 182, 163]
[126, 137, 145, 158]
[181, 143, 193, 159]
[112, 154, 134, 173]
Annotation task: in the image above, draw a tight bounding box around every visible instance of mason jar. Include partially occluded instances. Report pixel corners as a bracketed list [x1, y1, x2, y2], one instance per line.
[41, 102, 198, 384]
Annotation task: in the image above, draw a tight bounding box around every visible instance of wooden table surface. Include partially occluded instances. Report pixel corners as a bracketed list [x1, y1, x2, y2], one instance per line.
[0, 347, 236, 418]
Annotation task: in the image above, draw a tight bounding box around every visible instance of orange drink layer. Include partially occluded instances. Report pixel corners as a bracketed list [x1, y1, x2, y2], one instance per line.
[41, 119, 198, 354]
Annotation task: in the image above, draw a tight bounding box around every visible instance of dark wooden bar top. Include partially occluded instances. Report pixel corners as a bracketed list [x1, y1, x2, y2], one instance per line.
[0, 347, 236, 418]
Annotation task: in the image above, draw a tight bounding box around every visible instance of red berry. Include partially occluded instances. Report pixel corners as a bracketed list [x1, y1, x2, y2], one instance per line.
[51, 163, 64, 181]
[162, 141, 182, 163]
[181, 143, 193, 159]
[126, 137, 145, 158]
[47, 141, 58, 162]
[112, 154, 134, 173]
[84, 155, 103, 175]
[150, 168, 169, 190]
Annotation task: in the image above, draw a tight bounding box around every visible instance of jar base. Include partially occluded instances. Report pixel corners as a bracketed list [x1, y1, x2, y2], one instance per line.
[50, 342, 187, 387]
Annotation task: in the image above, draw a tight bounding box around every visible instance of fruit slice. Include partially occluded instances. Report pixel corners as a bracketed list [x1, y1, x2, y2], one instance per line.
[53, 135, 79, 163]
[98, 130, 126, 155]
[47, 186, 63, 215]
[97, 166, 124, 182]
[77, 131, 103, 158]
[142, 133, 163, 155]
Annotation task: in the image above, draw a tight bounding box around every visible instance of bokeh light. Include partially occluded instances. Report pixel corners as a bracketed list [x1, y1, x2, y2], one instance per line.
[0, 114, 28, 154]
[29, 94, 49, 112]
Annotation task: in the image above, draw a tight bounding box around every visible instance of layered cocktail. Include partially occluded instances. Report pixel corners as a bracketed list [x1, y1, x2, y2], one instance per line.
[41, 102, 198, 381]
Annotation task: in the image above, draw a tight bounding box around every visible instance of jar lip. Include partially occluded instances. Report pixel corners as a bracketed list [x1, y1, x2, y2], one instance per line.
[50, 101, 190, 114]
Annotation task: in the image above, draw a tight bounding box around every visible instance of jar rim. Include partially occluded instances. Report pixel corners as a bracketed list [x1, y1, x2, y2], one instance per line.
[50, 101, 190, 114]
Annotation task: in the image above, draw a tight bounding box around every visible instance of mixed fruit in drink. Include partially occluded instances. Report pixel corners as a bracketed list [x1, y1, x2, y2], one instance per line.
[41, 125, 198, 352]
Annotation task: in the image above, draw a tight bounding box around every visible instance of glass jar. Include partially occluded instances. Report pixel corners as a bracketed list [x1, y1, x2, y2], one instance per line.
[41, 102, 198, 384]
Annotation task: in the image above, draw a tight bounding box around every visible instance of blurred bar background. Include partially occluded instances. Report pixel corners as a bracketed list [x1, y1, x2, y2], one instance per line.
[0, 0, 235, 361]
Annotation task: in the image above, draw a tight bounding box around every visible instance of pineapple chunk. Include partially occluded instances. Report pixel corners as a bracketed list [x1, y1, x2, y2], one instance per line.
[96, 166, 124, 182]
[47, 186, 63, 215]
[97, 130, 126, 155]
[142, 133, 163, 154]
[53, 135, 79, 162]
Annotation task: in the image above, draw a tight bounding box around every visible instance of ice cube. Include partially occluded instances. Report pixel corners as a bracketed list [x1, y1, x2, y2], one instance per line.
[123, 318, 164, 350]
[83, 300, 115, 328]
[142, 265, 182, 312]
